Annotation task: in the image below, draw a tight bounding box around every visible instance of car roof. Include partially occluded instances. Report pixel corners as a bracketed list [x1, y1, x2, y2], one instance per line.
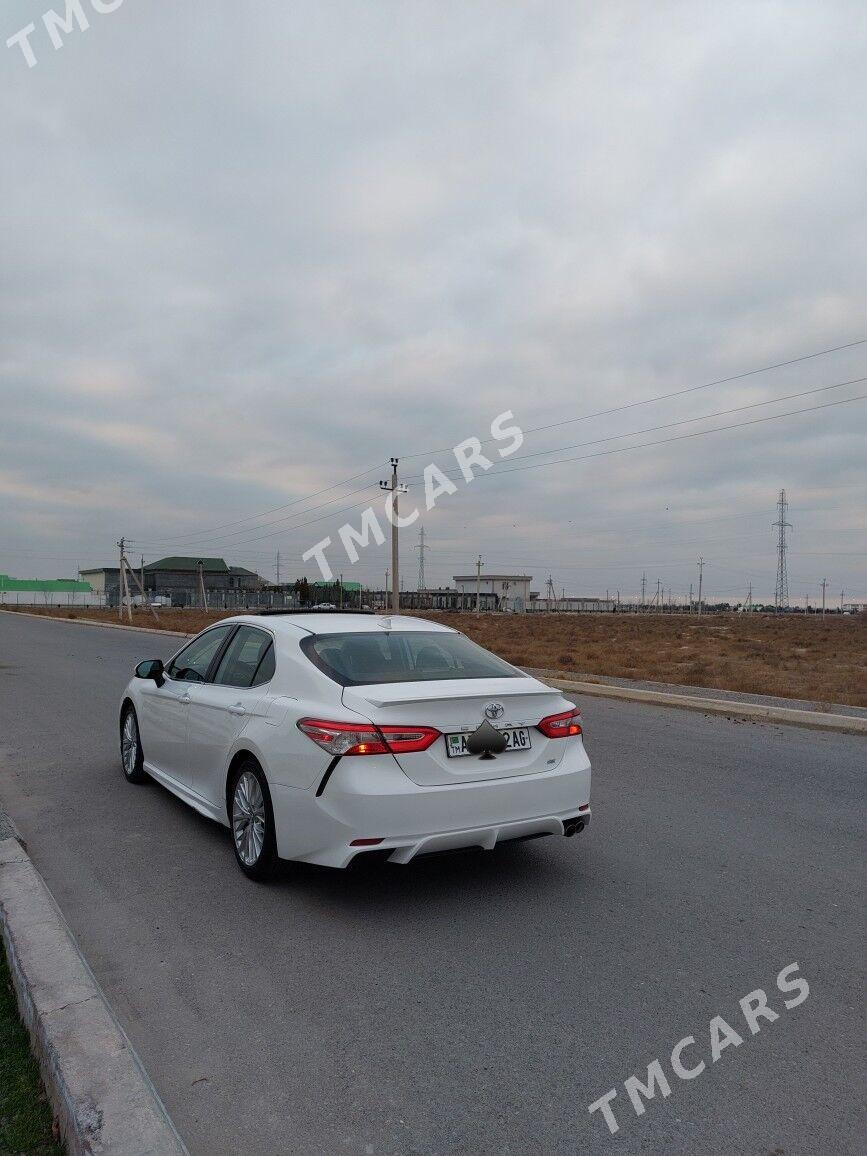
[217, 613, 458, 636]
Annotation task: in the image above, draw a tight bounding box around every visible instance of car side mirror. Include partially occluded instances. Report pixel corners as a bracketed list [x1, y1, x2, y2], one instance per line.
[135, 659, 165, 687]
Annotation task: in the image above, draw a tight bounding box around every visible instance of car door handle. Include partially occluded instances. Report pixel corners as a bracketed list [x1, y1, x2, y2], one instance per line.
[228, 704, 246, 716]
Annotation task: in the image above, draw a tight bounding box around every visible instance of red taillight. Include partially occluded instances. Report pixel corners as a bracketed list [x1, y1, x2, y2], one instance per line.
[297, 718, 441, 757]
[537, 707, 582, 738]
[350, 838, 385, 846]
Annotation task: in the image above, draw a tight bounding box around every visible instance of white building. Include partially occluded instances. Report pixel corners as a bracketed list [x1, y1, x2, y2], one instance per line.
[453, 573, 532, 611]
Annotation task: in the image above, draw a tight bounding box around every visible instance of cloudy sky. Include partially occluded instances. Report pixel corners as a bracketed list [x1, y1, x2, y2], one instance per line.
[2, 1, 865, 603]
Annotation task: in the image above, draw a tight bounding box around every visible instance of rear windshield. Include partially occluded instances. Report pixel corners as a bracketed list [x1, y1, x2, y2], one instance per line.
[300, 631, 521, 686]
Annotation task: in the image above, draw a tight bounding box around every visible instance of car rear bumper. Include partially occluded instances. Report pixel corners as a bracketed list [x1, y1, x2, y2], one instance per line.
[270, 741, 591, 868]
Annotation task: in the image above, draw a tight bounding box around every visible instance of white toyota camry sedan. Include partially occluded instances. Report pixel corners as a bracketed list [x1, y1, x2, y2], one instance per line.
[119, 611, 591, 880]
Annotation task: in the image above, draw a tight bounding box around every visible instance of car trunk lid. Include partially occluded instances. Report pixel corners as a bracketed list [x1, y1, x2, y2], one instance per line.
[341, 677, 571, 785]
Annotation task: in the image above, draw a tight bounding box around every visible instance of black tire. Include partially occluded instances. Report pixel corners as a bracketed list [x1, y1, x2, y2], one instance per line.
[120, 705, 148, 784]
[229, 759, 278, 882]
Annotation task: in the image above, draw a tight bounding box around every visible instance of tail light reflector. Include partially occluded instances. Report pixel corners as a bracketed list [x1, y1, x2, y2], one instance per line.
[537, 707, 582, 738]
[298, 718, 441, 756]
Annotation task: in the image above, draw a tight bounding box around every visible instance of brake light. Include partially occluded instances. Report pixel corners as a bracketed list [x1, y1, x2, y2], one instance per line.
[297, 718, 441, 756]
[537, 707, 582, 738]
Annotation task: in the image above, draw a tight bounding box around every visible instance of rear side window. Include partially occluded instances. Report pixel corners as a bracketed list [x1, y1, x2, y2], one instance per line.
[167, 625, 233, 682]
[301, 631, 520, 686]
[213, 626, 275, 688]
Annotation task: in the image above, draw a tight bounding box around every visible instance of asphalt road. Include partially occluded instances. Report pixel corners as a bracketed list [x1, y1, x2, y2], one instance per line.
[0, 613, 864, 1155]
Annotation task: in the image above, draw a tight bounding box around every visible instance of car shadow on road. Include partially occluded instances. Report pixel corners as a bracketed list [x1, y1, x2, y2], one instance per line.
[272, 837, 588, 914]
[130, 769, 590, 914]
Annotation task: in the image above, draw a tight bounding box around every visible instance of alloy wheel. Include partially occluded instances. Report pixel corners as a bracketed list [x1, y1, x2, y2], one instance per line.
[122, 711, 138, 776]
[233, 771, 266, 866]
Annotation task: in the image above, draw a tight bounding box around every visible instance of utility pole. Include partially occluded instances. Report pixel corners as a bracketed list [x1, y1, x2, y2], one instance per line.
[117, 537, 129, 621]
[689, 582, 693, 613]
[116, 540, 158, 624]
[821, 577, 827, 619]
[640, 572, 646, 611]
[197, 560, 207, 610]
[384, 569, 389, 611]
[476, 555, 483, 615]
[415, 526, 429, 591]
[655, 577, 661, 609]
[840, 588, 845, 612]
[773, 488, 791, 612]
[275, 550, 281, 586]
[380, 458, 406, 615]
[545, 574, 556, 612]
[339, 573, 344, 610]
[747, 582, 752, 613]
[697, 557, 704, 616]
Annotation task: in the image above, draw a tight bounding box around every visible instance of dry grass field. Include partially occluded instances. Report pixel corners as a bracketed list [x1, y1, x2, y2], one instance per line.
[420, 612, 867, 708]
[3, 606, 865, 707]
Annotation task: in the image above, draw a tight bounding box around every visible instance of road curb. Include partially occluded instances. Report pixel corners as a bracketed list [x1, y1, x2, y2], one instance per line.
[0, 837, 189, 1155]
[0, 609, 191, 639]
[0, 805, 26, 850]
[546, 677, 867, 735]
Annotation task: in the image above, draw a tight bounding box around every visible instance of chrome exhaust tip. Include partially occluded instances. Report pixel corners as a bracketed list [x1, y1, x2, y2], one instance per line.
[563, 818, 586, 837]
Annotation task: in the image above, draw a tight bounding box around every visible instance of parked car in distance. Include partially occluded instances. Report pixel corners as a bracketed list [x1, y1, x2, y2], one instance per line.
[119, 612, 591, 880]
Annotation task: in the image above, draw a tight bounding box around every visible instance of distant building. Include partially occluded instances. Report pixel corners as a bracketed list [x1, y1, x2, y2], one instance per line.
[453, 574, 532, 611]
[1, 572, 96, 606]
[401, 587, 497, 611]
[78, 567, 120, 601]
[526, 596, 615, 613]
[141, 557, 265, 605]
[79, 557, 265, 607]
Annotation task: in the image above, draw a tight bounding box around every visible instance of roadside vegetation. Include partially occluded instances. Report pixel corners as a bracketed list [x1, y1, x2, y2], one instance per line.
[0, 947, 63, 1154]
[3, 606, 864, 707]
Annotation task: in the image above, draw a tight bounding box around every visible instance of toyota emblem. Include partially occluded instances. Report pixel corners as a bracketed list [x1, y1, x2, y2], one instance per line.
[484, 702, 505, 720]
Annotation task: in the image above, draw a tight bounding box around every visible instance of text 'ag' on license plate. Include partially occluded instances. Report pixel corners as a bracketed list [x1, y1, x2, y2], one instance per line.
[445, 727, 532, 758]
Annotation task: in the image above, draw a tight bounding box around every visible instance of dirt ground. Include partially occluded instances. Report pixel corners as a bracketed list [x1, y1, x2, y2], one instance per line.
[5, 605, 865, 707]
[420, 611, 867, 708]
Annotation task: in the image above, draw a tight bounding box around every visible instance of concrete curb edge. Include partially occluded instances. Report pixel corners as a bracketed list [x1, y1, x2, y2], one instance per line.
[0, 608, 191, 638]
[546, 677, 867, 735]
[0, 838, 189, 1155]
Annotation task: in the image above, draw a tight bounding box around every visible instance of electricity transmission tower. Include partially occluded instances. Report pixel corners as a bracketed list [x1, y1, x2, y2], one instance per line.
[773, 488, 792, 612]
[414, 526, 429, 591]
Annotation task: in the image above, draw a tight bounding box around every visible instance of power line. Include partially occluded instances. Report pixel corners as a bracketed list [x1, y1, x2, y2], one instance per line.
[401, 337, 867, 461]
[132, 337, 867, 544]
[151, 461, 387, 544]
[130, 393, 865, 557]
[407, 393, 867, 489]
[403, 376, 866, 482]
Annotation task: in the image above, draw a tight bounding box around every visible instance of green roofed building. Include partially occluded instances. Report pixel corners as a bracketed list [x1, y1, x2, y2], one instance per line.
[0, 573, 95, 605]
[78, 556, 266, 607]
[0, 574, 93, 593]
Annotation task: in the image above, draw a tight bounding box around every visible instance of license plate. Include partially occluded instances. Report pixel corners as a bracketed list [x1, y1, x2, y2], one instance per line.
[445, 727, 532, 758]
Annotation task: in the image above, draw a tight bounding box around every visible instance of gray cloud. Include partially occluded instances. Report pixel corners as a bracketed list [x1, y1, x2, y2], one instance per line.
[1, 0, 865, 602]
